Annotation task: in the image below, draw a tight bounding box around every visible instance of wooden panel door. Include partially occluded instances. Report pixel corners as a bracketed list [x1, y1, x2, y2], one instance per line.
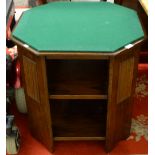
[17, 45, 53, 152]
[105, 45, 140, 152]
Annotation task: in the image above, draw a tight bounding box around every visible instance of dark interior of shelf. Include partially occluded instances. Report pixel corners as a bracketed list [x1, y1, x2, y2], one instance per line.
[46, 60, 109, 95]
[50, 99, 107, 137]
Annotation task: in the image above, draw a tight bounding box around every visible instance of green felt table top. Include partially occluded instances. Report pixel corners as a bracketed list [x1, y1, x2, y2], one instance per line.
[12, 2, 144, 53]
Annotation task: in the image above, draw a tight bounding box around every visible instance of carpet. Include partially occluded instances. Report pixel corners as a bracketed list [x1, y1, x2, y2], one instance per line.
[8, 64, 148, 155]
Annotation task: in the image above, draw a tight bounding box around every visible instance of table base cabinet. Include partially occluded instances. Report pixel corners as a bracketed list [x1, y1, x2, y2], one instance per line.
[16, 40, 142, 152]
[11, 2, 144, 152]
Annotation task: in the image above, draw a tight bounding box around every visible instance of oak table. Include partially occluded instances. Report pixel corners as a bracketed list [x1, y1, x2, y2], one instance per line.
[11, 2, 144, 152]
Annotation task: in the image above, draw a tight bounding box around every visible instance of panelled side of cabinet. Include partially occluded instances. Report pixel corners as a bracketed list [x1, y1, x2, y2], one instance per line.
[105, 45, 140, 152]
[22, 56, 40, 102]
[17, 45, 54, 152]
[117, 56, 134, 103]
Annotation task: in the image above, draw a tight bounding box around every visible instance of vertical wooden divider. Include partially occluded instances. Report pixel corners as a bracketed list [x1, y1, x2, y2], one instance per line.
[17, 45, 54, 152]
[105, 45, 140, 152]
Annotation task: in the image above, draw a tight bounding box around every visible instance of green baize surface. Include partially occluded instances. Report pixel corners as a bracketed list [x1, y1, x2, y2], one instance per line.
[12, 2, 144, 52]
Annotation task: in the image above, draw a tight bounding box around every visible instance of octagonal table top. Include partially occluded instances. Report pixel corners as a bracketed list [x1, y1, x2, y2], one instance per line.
[12, 2, 144, 53]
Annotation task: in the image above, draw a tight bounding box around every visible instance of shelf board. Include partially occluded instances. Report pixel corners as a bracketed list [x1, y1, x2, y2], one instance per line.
[54, 137, 106, 141]
[49, 94, 107, 100]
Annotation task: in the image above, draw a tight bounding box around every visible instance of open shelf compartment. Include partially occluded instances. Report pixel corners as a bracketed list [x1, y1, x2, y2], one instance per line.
[50, 99, 107, 139]
[46, 59, 109, 100]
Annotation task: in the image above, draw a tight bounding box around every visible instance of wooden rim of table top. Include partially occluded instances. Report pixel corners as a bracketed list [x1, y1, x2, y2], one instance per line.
[11, 35, 144, 59]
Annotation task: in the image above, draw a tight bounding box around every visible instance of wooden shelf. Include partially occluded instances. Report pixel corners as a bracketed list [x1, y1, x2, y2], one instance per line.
[49, 94, 107, 100]
[54, 137, 105, 141]
[47, 60, 108, 138]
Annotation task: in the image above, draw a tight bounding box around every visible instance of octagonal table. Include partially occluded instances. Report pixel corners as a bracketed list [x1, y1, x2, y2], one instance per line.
[11, 2, 144, 152]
